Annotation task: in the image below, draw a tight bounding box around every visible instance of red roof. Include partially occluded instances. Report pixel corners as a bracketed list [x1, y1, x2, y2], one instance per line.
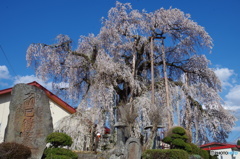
[200, 142, 228, 148]
[200, 142, 240, 150]
[0, 81, 76, 114]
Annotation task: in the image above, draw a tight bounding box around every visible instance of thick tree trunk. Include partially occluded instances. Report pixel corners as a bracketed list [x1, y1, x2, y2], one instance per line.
[89, 124, 96, 151]
[195, 119, 199, 145]
[177, 100, 180, 125]
[143, 125, 157, 150]
[184, 74, 192, 137]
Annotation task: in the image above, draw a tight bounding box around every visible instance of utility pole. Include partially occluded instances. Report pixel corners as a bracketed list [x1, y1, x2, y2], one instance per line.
[159, 36, 172, 129]
[150, 35, 172, 130]
[150, 37, 155, 105]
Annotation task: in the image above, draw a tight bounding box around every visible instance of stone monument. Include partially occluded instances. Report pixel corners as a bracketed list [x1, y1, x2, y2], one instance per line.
[125, 138, 141, 159]
[108, 122, 126, 159]
[109, 122, 142, 159]
[4, 84, 53, 159]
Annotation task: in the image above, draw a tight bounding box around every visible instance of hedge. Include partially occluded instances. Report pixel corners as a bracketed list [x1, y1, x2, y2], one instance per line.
[142, 149, 189, 159]
[189, 154, 202, 159]
[43, 148, 78, 159]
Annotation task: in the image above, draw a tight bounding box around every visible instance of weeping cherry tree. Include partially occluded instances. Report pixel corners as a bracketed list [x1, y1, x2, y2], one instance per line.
[26, 2, 236, 149]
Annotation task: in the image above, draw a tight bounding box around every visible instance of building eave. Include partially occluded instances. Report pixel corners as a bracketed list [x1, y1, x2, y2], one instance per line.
[201, 142, 240, 151]
[0, 81, 76, 114]
[202, 145, 237, 150]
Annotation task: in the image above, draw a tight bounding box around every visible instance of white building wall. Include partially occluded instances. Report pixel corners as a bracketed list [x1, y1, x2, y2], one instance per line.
[0, 93, 71, 143]
[49, 100, 70, 129]
[0, 93, 11, 143]
[211, 148, 240, 159]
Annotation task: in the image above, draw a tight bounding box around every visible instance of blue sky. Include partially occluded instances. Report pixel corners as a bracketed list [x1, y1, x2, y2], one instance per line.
[0, 0, 240, 143]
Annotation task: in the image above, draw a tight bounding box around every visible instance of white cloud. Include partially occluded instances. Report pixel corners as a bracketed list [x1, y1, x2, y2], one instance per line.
[214, 68, 236, 88]
[224, 105, 240, 111]
[213, 67, 240, 111]
[13, 75, 37, 84]
[13, 75, 52, 90]
[0, 65, 10, 79]
[214, 68, 234, 81]
[231, 126, 240, 132]
[214, 67, 234, 87]
[12, 75, 70, 92]
[223, 85, 240, 111]
[225, 85, 240, 108]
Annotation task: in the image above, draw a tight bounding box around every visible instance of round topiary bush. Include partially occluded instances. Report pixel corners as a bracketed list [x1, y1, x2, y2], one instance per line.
[162, 126, 195, 153]
[165, 126, 192, 143]
[0, 142, 31, 159]
[43, 132, 77, 159]
[172, 127, 186, 135]
[171, 134, 188, 141]
[184, 143, 192, 153]
[172, 139, 185, 148]
[162, 136, 172, 144]
[46, 132, 73, 148]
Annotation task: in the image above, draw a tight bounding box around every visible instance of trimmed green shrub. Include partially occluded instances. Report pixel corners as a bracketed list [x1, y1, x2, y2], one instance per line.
[142, 149, 189, 159]
[46, 132, 73, 148]
[189, 143, 200, 155]
[188, 143, 211, 158]
[171, 134, 188, 141]
[171, 134, 182, 138]
[189, 154, 202, 159]
[184, 143, 192, 153]
[43, 148, 78, 159]
[0, 142, 31, 159]
[172, 139, 185, 148]
[45, 155, 71, 159]
[165, 126, 192, 143]
[43, 132, 77, 159]
[181, 135, 189, 141]
[199, 149, 209, 159]
[162, 136, 172, 144]
[163, 126, 192, 152]
[172, 127, 186, 135]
